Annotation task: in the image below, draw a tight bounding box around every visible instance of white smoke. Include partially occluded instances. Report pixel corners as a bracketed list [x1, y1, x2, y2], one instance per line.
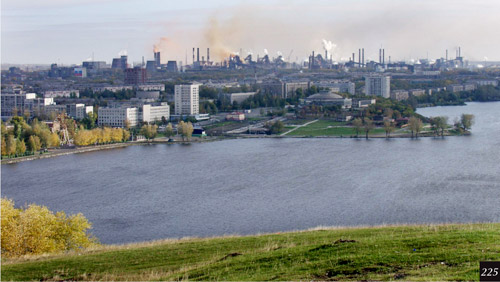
[484, 56, 489, 61]
[118, 49, 127, 56]
[264, 48, 268, 55]
[322, 39, 337, 52]
[276, 51, 283, 56]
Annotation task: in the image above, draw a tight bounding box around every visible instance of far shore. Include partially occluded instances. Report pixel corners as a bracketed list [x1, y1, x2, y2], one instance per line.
[1, 131, 468, 165]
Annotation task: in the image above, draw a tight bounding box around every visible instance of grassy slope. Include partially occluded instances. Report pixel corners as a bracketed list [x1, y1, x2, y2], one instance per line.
[2, 223, 499, 281]
[286, 120, 385, 136]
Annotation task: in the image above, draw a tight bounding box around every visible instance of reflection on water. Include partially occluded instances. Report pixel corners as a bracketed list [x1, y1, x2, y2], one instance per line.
[2, 102, 500, 244]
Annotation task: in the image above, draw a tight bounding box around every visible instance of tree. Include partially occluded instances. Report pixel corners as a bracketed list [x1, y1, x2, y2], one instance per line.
[178, 121, 194, 141]
[164, 123, 174, 139]
[363, 118, 375, 139]
[265, 120, 284, 135]
[6, 135, 16, 156]
[383, 120, 395, 138]
[408, 116, 423, 138]
[27, 135, 42, 152]
[15, 139, 26, 155]
[430, 116, 448, 137]
[1, 198, 98, 257]
[1, 136, 6, 156]
[140, 124, 158, 141]
[460, 114, 475, 131]
[122, 129, 131, 142]
[352, 118, 363, 138]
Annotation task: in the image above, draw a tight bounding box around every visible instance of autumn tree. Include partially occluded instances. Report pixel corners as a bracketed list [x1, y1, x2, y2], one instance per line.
[408, 116, 423, 138]
[363, 118, 375, 139]
[460, 114, 475, 131]
[164, 123, 174, 139]
[352, 118, 363, 138]
[140, 124, 158, 141]
[1, 198, 98, 257]
[383, 120, 395, 138]
[15, 139, 26, 155]
[178, 121, 194, 141]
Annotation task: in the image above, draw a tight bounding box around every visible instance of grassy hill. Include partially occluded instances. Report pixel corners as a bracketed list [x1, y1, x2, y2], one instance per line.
[2, 223, 499, 281]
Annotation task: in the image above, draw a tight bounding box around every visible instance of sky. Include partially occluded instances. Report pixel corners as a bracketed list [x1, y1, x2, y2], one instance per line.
[2, 0, 500, 65]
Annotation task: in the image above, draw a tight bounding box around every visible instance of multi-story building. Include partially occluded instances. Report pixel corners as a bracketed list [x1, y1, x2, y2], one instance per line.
[222, 92, 257, 104]
[409, 89, 426, 97]
[124, 67, 147, 85]
[446, 84, 464, 93]
[365, 76, 390, 98]
[66, 104, 93, 120]
[314, 81, 355, 95]
[390, 90, 409, 101]
[467, 79, 499, 87]
[98, 103, 169, 128]
[284, 82, 310, 98]
[1, 93, 55, 120]
[44, 90, 80, 98]
[174, 84, 199, 116]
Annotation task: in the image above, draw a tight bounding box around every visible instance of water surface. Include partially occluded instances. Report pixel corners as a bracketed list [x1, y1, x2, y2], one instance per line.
[2, 102, 499, 244]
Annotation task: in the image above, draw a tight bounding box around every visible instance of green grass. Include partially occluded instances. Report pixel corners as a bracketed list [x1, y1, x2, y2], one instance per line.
[286, 120, 385, 137]
[2, 223, 499, 281]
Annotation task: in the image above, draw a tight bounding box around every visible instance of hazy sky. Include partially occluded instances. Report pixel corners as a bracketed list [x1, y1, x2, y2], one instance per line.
[2, 0, 500, 65]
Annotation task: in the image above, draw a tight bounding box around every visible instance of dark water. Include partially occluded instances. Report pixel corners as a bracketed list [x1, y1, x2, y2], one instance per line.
[2, 102, 500, 244]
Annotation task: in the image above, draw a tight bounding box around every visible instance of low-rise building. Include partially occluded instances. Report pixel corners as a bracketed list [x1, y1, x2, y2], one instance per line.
[304, 90, 352, 108]
[446, 84, 464, 93]
[226, 112, 245, 121]
[467, 79, 498, 87]
[409, 89, 426, 97]
[44, 90, 80, 98]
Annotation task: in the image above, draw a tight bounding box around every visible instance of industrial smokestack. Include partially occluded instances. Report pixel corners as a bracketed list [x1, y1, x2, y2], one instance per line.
[197, 48, 200, 62]
[207, 48, 210, 63]
[192, 48, 195, 64]
[352, 53, 355, 63]
[312, 51, 315, 67]
[383, 49, 385, 65]
[358, 49, 361, 67]
[379, 49, 382, 64]
[446, 49, 448, 61]
[362, 48, 365, 67]
[325, 50, 328, 62]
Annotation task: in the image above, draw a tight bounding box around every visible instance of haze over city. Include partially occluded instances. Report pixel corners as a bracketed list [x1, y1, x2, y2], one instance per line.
[2, 0, 500, 65]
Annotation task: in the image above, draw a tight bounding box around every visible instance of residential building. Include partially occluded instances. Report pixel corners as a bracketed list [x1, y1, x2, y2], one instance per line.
[409, 89, 426, 97]
[222, 92, 257, 104]
[125, 67, 147, 85]
[314, 81, 355, 95]
[446, 84, 464, 93]
[467, 79, 498, 87]
[174, 84, 199, 115]
[365, 76, 390, 98]
[98, 103, 169, 128]
[1, 93, 55, 120]
[390, 90, 409, 101]
[284, 82, 310, 98]
[44, 90, 80, 98]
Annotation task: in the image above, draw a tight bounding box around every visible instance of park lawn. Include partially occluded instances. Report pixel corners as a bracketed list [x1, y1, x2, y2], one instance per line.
[287, 124, 385, 137]
[2, 223, 499, 281]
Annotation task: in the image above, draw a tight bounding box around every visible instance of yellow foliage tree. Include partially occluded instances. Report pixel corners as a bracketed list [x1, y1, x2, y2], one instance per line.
[1, 198, 98, 257]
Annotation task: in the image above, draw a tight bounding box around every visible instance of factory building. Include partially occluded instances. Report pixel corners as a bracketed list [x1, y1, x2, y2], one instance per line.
[365, 76, 391, 98]
[174, 84, 200, 116]
[222, 92, 258, 104]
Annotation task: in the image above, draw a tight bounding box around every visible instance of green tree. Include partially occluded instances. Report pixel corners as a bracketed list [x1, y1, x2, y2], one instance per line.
[352, 118, 363, 138]
[140, 124, 158, 141]
[27, 135, 42, 152]
[6, 135, 16, 156]
[266, 120, 284, 135]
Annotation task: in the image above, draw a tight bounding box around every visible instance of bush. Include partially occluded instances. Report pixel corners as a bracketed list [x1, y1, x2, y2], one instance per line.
[1, 198, 98, 257]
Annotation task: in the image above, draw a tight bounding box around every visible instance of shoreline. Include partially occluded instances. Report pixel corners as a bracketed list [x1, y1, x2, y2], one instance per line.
[1, 132, 467, 165]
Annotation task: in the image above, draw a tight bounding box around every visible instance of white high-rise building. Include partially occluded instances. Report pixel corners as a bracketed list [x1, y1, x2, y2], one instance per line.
[98, 103, 169, 128]
[174, 84, 199, 115]
[365, 76, 390, 98]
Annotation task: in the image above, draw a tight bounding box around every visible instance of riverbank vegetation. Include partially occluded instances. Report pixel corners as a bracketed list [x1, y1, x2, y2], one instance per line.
[1, 198, 98, 258]
[73, 127, 130, 146]
[2, 223, 498, 281]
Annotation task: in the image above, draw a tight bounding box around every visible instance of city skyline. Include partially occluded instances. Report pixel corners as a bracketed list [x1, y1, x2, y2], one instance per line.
[2, 0, 500, 65]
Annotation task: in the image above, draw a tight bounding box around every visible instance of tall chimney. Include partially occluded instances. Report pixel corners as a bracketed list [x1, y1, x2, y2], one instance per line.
[446, 49, 448, 61]
[379, 49, 382, 64]
[352, 53, 355, 63]
[362, 48, 365, 67]
[359, 49, 361, 66]
[383, 49, 385, 65]
[192, 48, 195, 64]
[197, 48, 200, 62]
[325, 50, 328, 62]
[207, 48, 210, 63]
[312, 51, 315, 67]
